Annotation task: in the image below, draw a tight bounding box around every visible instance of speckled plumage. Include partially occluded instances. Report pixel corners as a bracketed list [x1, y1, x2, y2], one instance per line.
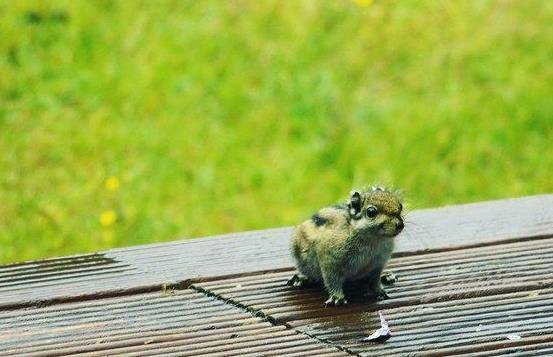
[288, 187, 404, 306]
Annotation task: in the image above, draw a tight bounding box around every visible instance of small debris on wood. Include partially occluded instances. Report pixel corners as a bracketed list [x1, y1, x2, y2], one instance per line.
[415, 306, 434, 313]
[144, 339, 155, 345]
[362, 311, 391, 343]
[161, 283, 176, 296]
[507, 334, 521, 340]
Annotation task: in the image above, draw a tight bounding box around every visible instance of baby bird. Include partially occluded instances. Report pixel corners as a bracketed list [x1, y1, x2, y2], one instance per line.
[287, 187, 404, 306]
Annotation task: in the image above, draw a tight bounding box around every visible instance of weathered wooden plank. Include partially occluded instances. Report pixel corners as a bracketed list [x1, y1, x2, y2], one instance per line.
[108, 194, 553, 277]
[191, 237, 553, 355]
[1, 195, 552, 309]
[0, 288, 344, 357]
[193, 238, 553, 323]
[469, 341, 553, 356]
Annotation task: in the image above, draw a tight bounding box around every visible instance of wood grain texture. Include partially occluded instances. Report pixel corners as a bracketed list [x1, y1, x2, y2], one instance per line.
[1, 194, 552, 309]
[3, 195, 553, 356]
[192, 237, 553, 356]
[0, 288, 345, 357]
[193, 238, 553, 322]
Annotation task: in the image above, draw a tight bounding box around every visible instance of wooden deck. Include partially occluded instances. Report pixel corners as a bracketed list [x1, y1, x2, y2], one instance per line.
[2, 194, 553, 356]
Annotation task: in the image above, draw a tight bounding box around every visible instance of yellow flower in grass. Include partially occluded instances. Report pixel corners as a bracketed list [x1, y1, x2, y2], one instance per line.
[353, 0, 374, 7]
[100, 210, 117, 227]
[105, 176, 120, 191]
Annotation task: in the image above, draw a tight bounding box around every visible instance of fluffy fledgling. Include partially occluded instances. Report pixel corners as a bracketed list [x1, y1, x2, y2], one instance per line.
[288, 187, 404, 306]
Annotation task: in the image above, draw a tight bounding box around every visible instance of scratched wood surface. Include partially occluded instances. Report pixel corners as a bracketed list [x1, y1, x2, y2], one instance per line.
[1, 289, 345, 357]
[193, 238, 553, 355]
[1, 194, 553, 356]
[1, 194, 552, 309]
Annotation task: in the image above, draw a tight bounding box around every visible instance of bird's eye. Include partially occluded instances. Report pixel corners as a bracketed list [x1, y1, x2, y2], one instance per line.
[366, 206, 378, 218]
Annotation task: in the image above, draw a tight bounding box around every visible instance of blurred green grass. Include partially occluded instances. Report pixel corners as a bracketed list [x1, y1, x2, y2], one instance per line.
[1, 0, 552, 263]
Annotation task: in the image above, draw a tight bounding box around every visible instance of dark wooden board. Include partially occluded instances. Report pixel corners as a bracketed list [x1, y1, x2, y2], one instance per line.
[1, 195, 552, 310]
[192, 237, 553, 356]
[3, 195, 553, 356]
[0, 288, 345, 357]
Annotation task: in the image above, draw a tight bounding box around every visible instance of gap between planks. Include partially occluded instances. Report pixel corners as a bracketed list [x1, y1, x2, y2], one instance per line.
[189, 284, 358, 356]
[3, 234, 552, 311]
